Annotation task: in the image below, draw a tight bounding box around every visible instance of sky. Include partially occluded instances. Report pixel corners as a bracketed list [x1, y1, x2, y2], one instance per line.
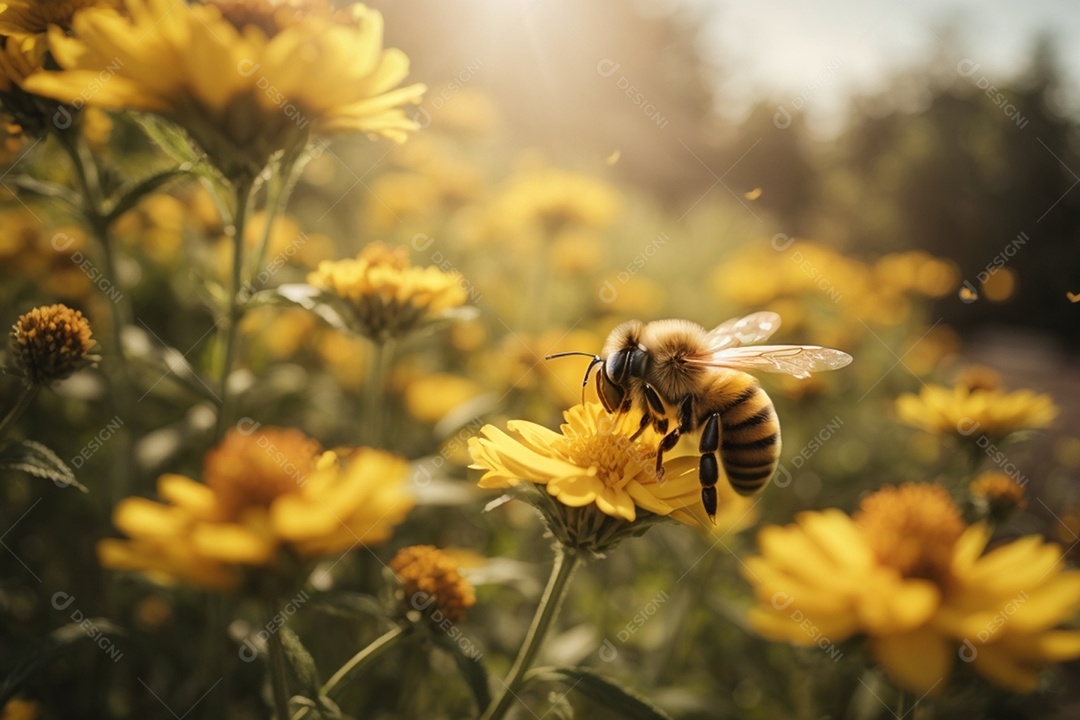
[697, 0, 1080, 131]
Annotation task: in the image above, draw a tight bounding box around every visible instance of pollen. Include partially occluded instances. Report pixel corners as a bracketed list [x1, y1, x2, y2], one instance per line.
[559, 422, 655, 491]
[204, 428, 322, 518]
[854, 483, 966, 582]
[9, 303, 94, 385]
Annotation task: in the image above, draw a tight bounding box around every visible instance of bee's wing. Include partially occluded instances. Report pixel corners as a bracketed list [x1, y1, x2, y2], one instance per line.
[690, 345, 853, 379]
[703, 311, 782, 351]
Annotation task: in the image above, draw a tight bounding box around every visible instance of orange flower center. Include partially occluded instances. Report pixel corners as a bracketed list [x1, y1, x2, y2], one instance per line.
[391, 545, 475, 623]
[855, 483, 966, 582]
[204, 428, 321, 518]
[558, 419, 655, 490]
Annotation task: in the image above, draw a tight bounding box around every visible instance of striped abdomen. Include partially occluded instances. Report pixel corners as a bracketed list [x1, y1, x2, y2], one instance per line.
[714, 380, 780, 495]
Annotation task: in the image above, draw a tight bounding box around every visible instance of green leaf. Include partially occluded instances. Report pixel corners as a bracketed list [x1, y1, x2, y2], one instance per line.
[105, 166, 194, 225]
[306, 591, 387, 622]
[124, 344, 221, 405]
[525, 667, 673, 720]
[4, 175, 82, 210]
[0, 618, 124, 706]
[0, 440, 87, 492]
[133, 114, 204, 167]
[430, 631, 491, 712]
[280, 628, 321, 696]
[249, 284, 357, 334]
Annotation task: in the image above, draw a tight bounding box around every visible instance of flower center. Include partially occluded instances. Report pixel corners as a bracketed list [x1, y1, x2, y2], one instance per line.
[854, 483, 966, 582]
[10, 303, 94, 384]
[204, 428, 321, 517]
[560, 426, 655, 491]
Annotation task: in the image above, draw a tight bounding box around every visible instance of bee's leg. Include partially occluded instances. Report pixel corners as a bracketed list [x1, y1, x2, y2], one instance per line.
[653, 393, 693, 479]
[655, 428, 680, 479]
[699, 412, 721, 522]
[628, 412, 650, 441]
[630, 386, 665, 442]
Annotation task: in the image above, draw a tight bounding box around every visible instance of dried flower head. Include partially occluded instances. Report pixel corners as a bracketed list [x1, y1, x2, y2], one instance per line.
[391, 545, 476, 623]
[9, 303, 94, 384]
[969, 471, 1027, 522]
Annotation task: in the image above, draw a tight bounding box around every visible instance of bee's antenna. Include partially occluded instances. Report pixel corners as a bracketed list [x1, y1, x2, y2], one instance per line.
[543, 351, 599, 361]
[544, 351, 603, 403]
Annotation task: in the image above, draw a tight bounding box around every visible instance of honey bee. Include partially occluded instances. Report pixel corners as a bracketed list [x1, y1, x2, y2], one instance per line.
[547, 312, 852, 520]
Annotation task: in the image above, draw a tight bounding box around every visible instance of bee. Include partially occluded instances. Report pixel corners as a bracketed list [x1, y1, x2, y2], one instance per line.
[547, 312, 852, 520]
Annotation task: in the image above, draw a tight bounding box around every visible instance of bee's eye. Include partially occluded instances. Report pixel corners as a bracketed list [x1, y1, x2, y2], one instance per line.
[597, 370, 625, 413]
[628, 346, 649, 378]
[605, 350, 630, 383]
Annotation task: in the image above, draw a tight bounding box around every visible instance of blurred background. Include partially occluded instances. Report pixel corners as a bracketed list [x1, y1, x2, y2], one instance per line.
[381, 0, 1080, 339]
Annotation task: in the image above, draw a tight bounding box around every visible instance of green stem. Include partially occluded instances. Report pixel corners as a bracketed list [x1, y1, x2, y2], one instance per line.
[291, 624, 406, 720]
[53, 127, 136, 501]
[480, 546, 581, 720]
[213, 178, 254, 441]
[363, 339, 394, 448]
[248, 152, 308, 282]
[0, 385, 40, 445]
[267, 615, 292, 720]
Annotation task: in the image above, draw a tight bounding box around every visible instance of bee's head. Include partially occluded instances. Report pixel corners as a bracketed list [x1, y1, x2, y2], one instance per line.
[595, 320, 649, 413]
[543, 320, 649, 413]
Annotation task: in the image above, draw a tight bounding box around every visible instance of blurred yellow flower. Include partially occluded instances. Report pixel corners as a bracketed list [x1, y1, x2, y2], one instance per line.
[25, 0, 425, 180]
[0, 33, 51, 133]
[98, 427, 413, 590]
[969, 471, 1027, 521]
[937, 525, 1080, 692]
[308, 242, 469, 342]
[488, 166, 621, 237]
[0, 697, 39, 720]
[744, 483, 1080, 695]
[896, 383, 1058, 441]
[404, 373, 483, 424]
[0, 33, 43, 90]
[391, 544, 476, 623]
[0, 0, 113, 37]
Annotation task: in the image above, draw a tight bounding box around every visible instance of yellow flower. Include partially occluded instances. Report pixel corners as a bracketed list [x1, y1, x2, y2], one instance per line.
[0, 33, 44, 90]
[488, 166, 621, 237]
[404, 373, 483, 424]
[98, 427, 413, 591]
[308, 242, 469, 342]
[469, 403, 754, 553]
[744, 483, 1080, 695]
[0, 0, 114, 37]
[934, 525, 1080, 692]
[896, 383, 1058, 442]
[391, 545, 476, 623]
[9, 303, 95, 384]
[24, 0, 425, 181]
[0, 33, 51, 133]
